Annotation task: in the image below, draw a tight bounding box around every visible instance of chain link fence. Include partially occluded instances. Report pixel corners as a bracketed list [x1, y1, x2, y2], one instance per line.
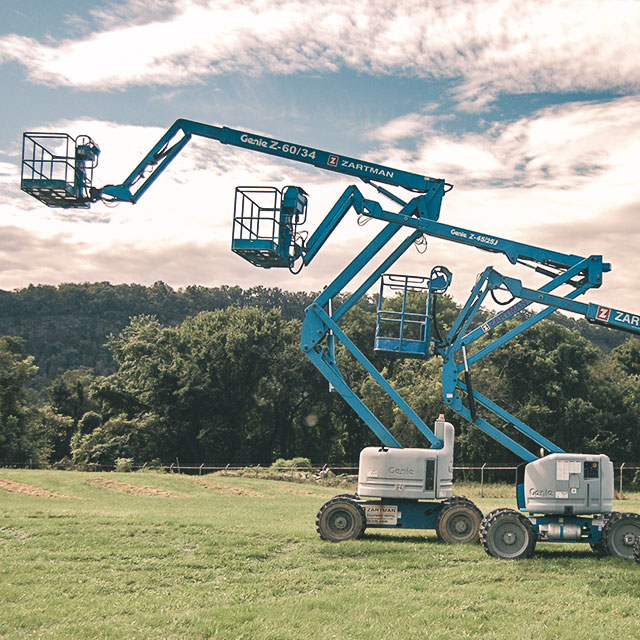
[2, 460, 639, 495]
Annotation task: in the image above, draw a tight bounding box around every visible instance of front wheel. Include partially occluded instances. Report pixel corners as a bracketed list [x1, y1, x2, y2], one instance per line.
[602, 512, 640, 560]
[436, 497, 483, 544]
[316, 497, 366, 542]
[634, 536, 640, 564]
[480, 508, 536, 560]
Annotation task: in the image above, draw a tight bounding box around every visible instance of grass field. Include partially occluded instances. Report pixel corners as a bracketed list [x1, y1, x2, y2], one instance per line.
[1, 470, 638, 640]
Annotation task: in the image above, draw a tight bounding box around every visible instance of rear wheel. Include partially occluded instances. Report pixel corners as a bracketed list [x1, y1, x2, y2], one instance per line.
[602, 512, 640, 560]
[634, 536, 640, 564]
[480, 508, 536, 560]
[436, 497, 483, 544]
[316, 497, 366, 542]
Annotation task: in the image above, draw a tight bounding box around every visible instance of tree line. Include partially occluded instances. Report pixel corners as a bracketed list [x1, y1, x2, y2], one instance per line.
[0, 282, 639, 467]
[0, 282, 316, 390]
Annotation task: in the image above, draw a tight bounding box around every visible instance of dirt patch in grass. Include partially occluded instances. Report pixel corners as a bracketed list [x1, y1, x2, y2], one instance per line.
[87, 478, 177, 497]
[197, 480, 265, 498]
[0, 526, 29, 540]
[0, 478, 71, 499]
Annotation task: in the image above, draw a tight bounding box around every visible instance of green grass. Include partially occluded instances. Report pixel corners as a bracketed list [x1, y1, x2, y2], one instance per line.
[1, 470, 638, 640]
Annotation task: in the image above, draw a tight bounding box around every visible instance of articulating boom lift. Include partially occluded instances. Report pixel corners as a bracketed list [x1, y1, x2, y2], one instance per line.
[20, 122, 640, 560]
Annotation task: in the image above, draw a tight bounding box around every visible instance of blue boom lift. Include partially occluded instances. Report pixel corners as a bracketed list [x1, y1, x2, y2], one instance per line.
[21, 121, 640, 559]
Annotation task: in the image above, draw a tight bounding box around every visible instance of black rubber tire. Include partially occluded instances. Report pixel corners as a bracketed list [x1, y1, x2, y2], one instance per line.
[435, 497, 483, 544]
[602, 512, 640, 560]
[316, 497, 366, 542]
[480, 508, 537, 560]
[589, 513, 614, 556]
[634, 536, 640, 564]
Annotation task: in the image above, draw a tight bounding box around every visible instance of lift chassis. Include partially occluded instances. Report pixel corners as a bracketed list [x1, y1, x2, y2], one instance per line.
[20, 121, 640, 559]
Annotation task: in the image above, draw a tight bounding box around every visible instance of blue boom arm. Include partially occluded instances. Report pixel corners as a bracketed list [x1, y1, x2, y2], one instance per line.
[355, 191, 640, 460]
[94, 119, 444, 203]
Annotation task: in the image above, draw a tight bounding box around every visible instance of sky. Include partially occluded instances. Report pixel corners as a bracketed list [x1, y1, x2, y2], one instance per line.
[1, 0, 640, 316]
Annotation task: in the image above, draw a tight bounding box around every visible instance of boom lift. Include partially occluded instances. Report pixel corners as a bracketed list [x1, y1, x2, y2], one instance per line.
[20, 121, 640, 559]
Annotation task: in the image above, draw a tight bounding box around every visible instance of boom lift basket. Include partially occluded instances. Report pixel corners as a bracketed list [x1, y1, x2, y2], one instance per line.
[232, 185, 307, 268]
[21, 133, 99, 208]
[374, 273, 433, 358]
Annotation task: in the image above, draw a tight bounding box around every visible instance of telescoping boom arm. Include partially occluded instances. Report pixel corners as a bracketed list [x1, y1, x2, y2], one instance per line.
[20, 119, 445, 210]
[19, 119, 640, 463]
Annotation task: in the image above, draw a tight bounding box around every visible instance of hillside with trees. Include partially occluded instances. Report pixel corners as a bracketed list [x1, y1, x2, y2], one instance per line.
[0, 282, 315, 389]
[0, 282, 638, 467]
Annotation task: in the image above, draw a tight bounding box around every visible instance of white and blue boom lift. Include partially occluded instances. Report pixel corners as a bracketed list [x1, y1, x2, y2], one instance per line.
[20, 121, 640, 560]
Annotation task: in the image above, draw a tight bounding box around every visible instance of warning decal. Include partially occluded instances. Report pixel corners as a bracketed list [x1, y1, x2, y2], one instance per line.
[556, 459, 582, 481]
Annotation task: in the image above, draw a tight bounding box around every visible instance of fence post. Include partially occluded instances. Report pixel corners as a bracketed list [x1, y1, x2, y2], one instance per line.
[224, 463, 229, 477]
[619, 462, 626, 498]
[169, 463, 174, 473]
[480, 463, 487, 498]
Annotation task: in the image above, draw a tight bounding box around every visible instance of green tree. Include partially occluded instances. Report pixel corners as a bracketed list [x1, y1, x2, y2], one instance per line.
[609, 337, 640, 376]
[471, 319, 620, 461]
[77, 308, 340, 465]
[45, 368, 98, 460]
[71, 414, 159, 467]
[0, 336, 48, 462]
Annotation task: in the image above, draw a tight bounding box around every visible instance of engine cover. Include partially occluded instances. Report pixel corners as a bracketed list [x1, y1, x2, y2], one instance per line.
[357, 419, 454, 500]
[523, 453, 614, 515]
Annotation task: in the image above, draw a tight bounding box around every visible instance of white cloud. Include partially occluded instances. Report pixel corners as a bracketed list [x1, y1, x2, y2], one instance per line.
[406, 97, 640, 196]
[1, 0, 639, 107]
[368, 112, 438, 143]
[0, 162, 19, 182]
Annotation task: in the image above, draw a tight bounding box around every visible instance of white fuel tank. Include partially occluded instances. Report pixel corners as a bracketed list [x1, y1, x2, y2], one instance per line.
[524, 453, 613, 515]
[357, 418, 454, 500]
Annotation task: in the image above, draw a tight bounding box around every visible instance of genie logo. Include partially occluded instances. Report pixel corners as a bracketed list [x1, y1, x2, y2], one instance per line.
[529, 488, 554, 498]
[388, 466, 415, 476]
